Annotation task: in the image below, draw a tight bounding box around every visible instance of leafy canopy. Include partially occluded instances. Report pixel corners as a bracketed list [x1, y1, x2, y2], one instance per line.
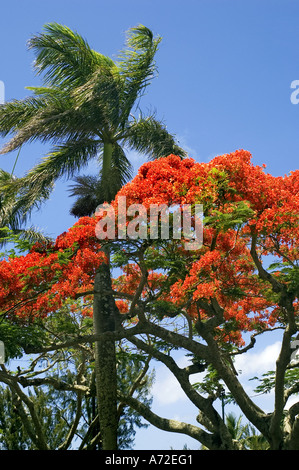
[0, 150, 298, 348]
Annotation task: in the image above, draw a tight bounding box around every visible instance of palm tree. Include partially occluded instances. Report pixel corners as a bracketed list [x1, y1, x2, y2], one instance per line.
[0, 23, 186, 219]
[68, 174, 108, 218]
[0, 168, 51, 248]
[226, 413, 269, 450]
[0, 23, 186, 449]
[225, 412, 248, 443]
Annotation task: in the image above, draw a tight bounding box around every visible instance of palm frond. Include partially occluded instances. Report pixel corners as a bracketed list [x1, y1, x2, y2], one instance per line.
[0, 225, 53, 249]
[69, 144, 133, 217]
[10, 226, 53, 246]
[28, 22, 115, 89]
[68, 175, 103, 217]
[0, 170, 27, 229]
[0, 79, 120, 156]
[110, 142, 134, 186]
[0, 88, 98, 154]
[68, 174, 99, 198]
[25, 136, 99, 189]
[0, 174, 52, 229]
[72, 66, 123, 132]
[101, 143, 133, 202]
[0, 95, 51, 138]
[0, 138, 100, 224]
[124, 115, 187, 159]
[0, 170, 53, 243]
[117, 25, 162, 125]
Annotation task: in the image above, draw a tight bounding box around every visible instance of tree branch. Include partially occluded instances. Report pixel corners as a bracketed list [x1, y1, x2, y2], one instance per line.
[119, 393, 220, 450]
[250, 229, 283, 293]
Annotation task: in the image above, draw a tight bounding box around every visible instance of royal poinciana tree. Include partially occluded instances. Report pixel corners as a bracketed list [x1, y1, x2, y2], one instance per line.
[0, 150, 298, 450]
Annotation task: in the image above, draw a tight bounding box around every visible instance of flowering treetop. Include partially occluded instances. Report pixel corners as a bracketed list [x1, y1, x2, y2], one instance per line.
[0, 149, 298, 346]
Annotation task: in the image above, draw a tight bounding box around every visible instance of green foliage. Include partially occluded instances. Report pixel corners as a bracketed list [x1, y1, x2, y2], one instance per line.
[0, 378, 80, 450]
[250, 367, 299, 396]
[225, 413, 269, 450]
[27, 23, 114, 89]
[269, 261, 299, 297]
[150, 300, 182, 320]
[0, 226, 51, 255]
[0, 318, 47, 360]
[0, 304, 155, 449]
[0, 387, 30, 450]
[204, 201, 255, 232]
[192, 363, 222, 396]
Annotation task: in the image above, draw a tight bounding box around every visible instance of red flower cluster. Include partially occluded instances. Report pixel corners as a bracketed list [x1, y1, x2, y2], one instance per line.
[114, 150, 298, 344]
[0, 217, 106, 318]
[0, 150, 298, 347]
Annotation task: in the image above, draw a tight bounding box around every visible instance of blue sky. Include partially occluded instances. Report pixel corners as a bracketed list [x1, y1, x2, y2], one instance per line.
[1, 0, 299, 235]
[0, 0, 298, 450]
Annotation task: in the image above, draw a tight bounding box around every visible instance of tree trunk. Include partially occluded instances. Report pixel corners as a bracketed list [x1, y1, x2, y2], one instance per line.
[93, 255, 118, 450]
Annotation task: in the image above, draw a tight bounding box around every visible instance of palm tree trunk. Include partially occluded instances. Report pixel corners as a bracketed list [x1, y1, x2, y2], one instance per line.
[93, 251, 118, 450]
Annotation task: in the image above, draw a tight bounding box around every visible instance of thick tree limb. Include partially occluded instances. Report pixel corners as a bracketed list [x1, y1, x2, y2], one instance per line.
[119, 393, 222, 450]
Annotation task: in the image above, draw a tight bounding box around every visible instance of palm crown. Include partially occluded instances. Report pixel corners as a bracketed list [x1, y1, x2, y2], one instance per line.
[0, 24, 187, 450]
[0, 23, 186, 224]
